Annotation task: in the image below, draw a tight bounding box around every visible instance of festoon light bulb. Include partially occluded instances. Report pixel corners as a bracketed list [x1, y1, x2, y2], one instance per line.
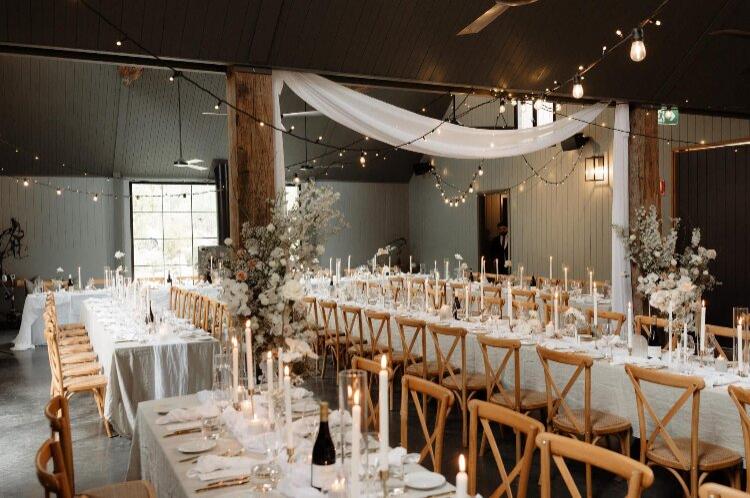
[630, 27, 646, 62]
[572, 75, 584, 99]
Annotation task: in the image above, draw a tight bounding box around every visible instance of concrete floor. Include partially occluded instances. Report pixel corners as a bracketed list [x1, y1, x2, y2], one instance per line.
[0, 327, 719, 497]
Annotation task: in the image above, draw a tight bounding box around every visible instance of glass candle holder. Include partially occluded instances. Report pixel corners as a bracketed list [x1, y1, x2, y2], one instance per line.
[337, 369, 369, 490]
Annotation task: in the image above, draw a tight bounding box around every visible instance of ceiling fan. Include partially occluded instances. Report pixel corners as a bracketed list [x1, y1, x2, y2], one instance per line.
[173, 78, 207, 171]
[457, 0, 539, 36]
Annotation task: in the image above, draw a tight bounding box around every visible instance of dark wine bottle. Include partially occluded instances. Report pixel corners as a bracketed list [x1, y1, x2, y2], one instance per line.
[167, 271, 173, 286]
[530, 274, 537, 288]
[311, 401, 336, 490]
[453, 296, 461, 320]
[67, 275, 74, 290]
[149, 300, 155, 324]
[206, 270, 213, 284]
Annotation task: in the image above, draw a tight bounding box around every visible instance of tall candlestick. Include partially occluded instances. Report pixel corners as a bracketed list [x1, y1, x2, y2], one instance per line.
[481, 256, 486, 281]
[434, 260, 437, 273]
[465, 283, 470, 319]
[519, 266, 524, 289]
[424, 280, 429, 311]
[445, 260, 449, 282]
[347, 255, 351, 276]
[593, 283, 598, 328]
[494, 258, 499, 277]
[372, 256, 376, 273]
[378, 355, 389, 471]
[682, 322, 688, 363]
[738, 318, 744, 374]
[456, 454, 468, 498]
[409, 255, 413, 274]
[554, 290, 559, 333]
[284, 365, 293, 449]
[278, 349, 284, 388]
[232, 337, 239, 402]
[627, 302, 633, 352]
[700, 300, 706, 355]
[245, 320, 255, 390]
[388, 255, 391, 270]
[506, 281, 513, 321]
[480, 279, 485, 314]
[407, 279, 412, 309]
[266, 351, 274, 392]
[549, 256, 553, 281]
[564, 266, 568, 292]
[668, 301, 673, 365]
[77, 266, 82, 290]
[589, 270, 593, 295]
[329, 257, 333, 278]
[350, 390, 362, 497]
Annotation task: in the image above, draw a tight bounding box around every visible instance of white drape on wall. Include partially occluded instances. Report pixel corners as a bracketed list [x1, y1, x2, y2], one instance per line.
[276, 71, 608, 160]
[272, 73, 286, 196]
[611, 102, 631, 314]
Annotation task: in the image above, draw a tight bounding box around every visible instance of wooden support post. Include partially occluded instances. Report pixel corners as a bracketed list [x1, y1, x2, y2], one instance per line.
[226, 68, 276, 243]
[628, 105, 660, 314]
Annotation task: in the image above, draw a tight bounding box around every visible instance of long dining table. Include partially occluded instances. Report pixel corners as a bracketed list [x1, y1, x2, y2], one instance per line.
[310, 293, 747, 458]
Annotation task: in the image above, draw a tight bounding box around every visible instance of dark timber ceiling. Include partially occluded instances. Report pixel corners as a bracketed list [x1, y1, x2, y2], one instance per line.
[0, 0, 748, 114]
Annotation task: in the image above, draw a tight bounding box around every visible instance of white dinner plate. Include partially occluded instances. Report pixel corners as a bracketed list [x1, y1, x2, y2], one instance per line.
[177, 440, 216, 454]
[404, 471, 446, 490]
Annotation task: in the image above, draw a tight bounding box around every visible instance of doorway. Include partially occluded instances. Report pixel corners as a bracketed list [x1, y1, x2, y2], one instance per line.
[477, 191, 510, 275]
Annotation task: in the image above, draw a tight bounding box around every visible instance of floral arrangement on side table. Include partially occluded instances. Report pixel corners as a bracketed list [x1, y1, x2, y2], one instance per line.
[221, 183, 347, 365]
[615, 205, 719, 331]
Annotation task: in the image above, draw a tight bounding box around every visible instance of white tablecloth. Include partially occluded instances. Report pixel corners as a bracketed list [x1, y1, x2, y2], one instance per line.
[81, 300, 218, 437]
[12, 289, 110, 350]
[313, 296, 745, 457]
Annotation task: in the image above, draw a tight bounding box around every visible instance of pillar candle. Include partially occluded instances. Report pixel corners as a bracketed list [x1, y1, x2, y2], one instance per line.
[245, 320, 255, 390]
[378, 355, 389, 471]
[456, 454, 468, 498]
[350, 390, 362, 497]
[738, 318, 744, 374]
[593, 283, 598, 328]
[627, 302, 633, 351]
[232, 337, 239, 403]
[284, 366, 293, 449]
[564, 267, 568, 292]
[700, 301, 706, 354]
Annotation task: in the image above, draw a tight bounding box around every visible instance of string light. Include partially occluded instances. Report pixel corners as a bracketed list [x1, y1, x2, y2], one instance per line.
[572, 75, 584, 99]
[214, 100, 221, 110]
[629, 27, 646, 62]
[359, 152, 366, 166]
[477, 166, 483, 176]
[293, 173, 301, 184]
[115, 39, 123, 47]
[93, 194, 99, 202]
[56, 188, 62, 196]
[22, 178, 29, 187]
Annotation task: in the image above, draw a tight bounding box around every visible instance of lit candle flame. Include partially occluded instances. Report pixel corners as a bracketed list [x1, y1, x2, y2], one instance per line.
[284, 365, 290, 377]
[459, 454, 466, 472]
[381, 354, 388, 370]
[353, 389, 360, 406]
[245, 319, 251, 328]
[232, 337, 237, 347]
[267, 351, 273, 360]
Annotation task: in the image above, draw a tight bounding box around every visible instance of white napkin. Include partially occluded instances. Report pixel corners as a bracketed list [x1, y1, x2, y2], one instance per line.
[186, 454, 262, 481]
[277, 462, 324, 498]
[156, 405, 219, 425]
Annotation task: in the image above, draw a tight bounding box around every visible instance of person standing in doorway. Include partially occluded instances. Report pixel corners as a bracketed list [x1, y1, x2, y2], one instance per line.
[490, 224, 510, 274]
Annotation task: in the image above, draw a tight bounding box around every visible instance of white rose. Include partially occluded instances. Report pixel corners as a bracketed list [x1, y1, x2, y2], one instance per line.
[629, 235, 636, 241]
[281, 279, 304, 301]
[224, 237, 233, 246]
[267, 223, 275, 232]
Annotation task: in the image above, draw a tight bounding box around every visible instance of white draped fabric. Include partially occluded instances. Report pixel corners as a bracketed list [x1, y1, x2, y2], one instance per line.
[611, 102, 632, 314]
[275, 70, 608, 160]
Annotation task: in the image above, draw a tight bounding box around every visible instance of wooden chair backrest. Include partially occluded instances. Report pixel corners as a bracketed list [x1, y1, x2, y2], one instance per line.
[478, 336, 522, 411]
[341, 304, 365, 355]
[728, 385, 750, 490]
[302, 296, 320, 329]
[169, 286, 178, 311]
[428, 323, 468, 388]
[483, 285, 503, 298]
[536, 346, 593, 436]
[36, 438, 73, 498]
[484, 295, 504, 317]
[410, 278, 426, 294]
[365, 309, 392, 354]
[543, 303, 571, 325]
[537, 277, 560, 289]
[634, 314, 668, 337]
[536, 432, 654, 498]
[469, 400, 544, 498]
[44, 302, 65, 398]
[699, 483, 750, 498]
[426, 282, 445, 309]
[45, 396, 75, 492]
[625, 364, 704, 470]
[395, 316, 427, 371]
[512, 288, 536, 302]
[319, 300, 341, 346]
[351, 356, 393, 432]
[400, 375, 453, 473]
[512, 300, 538, 313]
[586, 309, 626, 335]
[707, 323, 737, 359]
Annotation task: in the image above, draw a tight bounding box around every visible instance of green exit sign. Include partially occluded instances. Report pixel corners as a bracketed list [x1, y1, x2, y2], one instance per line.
[658, 107, 679, 126]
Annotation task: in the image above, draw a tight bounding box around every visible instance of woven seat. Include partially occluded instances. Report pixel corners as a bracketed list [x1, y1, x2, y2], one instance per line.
[60, 351, 98, 365]
[405, 360, 443, 377]
[490, 388, 547, 411]
[60, 342, 93, 354]
[647, 438, 742, 472]
[553, 408, 631, 436]
[80, 480, 156, 498]
[59, 322, 85, 331]
[441, 372, 485, 391]
[62, 361, 102, 378]
[64, 374, 107, 392]
[375, 349, 407, 364]
[59, 335, 90, 346]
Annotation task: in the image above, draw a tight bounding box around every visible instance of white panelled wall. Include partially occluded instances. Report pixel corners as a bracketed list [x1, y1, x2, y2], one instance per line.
[0, 176, 116, 281]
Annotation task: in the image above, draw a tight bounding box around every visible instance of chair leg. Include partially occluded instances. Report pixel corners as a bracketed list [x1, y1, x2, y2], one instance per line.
[321, 347, 329, 379]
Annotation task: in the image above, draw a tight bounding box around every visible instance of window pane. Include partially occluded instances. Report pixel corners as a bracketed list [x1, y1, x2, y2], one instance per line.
[192, 212, 218, 238]
[132, 184, 162, 212]
[132, 213, 163, 239]
[192, 184, 217, 212]
[163, 184, 192, 212]
[537, 101, 555, 126]
[133, 238, 163, 267]
[134, 266, 165, 280]
[518, 102, 534, 129]
[164, 239, 193, 266]
[163, 213, 193, 239]
[285, 186, 299, 212]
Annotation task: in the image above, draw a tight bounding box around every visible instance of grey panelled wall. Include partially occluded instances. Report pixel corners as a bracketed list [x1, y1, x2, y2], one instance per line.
[410, 98, 615, 283]
[318, 181, 409, 269]
[0, 176, 116, 280]
[659, 114, 750, 219]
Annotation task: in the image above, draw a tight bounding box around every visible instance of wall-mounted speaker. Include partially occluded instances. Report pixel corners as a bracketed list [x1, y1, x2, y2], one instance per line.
[560, 133, 590, 151]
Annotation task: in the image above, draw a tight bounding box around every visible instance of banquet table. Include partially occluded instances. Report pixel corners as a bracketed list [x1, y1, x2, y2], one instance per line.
[81, 300, 218, 437]
[12, 289, 110, 350]
[312, 295, 746, 457]
[127, 393, 457, 498]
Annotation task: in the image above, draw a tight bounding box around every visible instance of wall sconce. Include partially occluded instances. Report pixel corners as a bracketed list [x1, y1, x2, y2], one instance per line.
[585, 155, 606, 182]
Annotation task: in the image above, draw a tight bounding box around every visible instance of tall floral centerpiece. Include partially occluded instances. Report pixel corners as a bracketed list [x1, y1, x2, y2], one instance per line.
[616, 205, 718, 331]
[221, 183, 346, 364]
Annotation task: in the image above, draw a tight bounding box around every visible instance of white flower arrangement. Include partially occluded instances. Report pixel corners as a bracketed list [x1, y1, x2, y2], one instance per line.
[56, 267, 64, 274]
[224, 237, 233, 247]
[504, 259, 512, 268]
[114, 250, 125, 260]
[454, 253, 463, 261]
[563, 307, 587, 327]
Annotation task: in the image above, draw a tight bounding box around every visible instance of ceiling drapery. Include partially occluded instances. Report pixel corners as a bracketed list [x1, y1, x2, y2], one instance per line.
[275, 71, 608, 160]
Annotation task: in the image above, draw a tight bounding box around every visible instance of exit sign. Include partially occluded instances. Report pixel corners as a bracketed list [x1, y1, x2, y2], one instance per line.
[658, 107, 679, 126]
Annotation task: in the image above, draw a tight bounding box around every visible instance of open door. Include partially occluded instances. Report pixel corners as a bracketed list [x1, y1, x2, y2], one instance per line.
[477, 190, 510, 276]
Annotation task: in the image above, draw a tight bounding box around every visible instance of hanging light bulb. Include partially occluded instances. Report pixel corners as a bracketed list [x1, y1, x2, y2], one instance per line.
[572, 75, 584, 99]
[293, 173, 301, 185]
[22, 178, 29, 187]
[93, 194, 99, 202]
[499, 100, 506, 113]
[444, 198, 449, 205]
[56, 187, 62, 196]
[214, 100, 221, 110]
[533, 98, 543, 110]
[468, 185, 474, 194]
[116, 39, 123, 47]
[477, 166, 484, 176]
[461, 196, 466, 203]
[630, 27, 646, 62]
[359, 152, 366, 166]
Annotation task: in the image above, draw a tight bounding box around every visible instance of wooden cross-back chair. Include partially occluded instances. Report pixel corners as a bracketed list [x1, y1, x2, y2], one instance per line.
[429, 323, 484, 446]
[707, 324, 743, 360]
[351, 356, 393, 432]
[537, 346, 631, 498]
[512, 300, 539, 316]
[468, 400, 544, 498]
[389, 277, 404, 301]
[699, 483, 750, 498]
[543, 303, 571, 327]
[483, 284, 504, 298]
[36, 438, 73, 498]
[426, 281, 446, 309]
[634, 314, 668, 337]
[410, 277, 426, 296]
[169, 286, 179, 311]
[366, 281, 383, 302]
[539, 292, 569, 320]
[341, 304, 367, 361]
[536, 432, 654, 498]
[484, 295, 504, 317]
[319, 300, 345, 378]
[625, 364, 741, 498]
[728, 385, 750, 493]
[303, 296, 325, 369]
[395, 316, 432, 380]
[478, 336, 546, 461]
[363, 309, 392, 359]
[400, 375, 453, 473]
[586, 309, 626, 336]
[537, 277, 560, 289]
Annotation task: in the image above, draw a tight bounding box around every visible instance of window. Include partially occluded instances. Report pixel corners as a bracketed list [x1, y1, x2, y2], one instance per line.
[516, 100, 555, 129]
[131, 183, 218, 279]
[285, 184, 300, 212]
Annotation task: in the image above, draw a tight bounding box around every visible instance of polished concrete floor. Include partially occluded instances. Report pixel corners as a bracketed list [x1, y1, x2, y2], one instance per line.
[0, 326, 723, 497]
